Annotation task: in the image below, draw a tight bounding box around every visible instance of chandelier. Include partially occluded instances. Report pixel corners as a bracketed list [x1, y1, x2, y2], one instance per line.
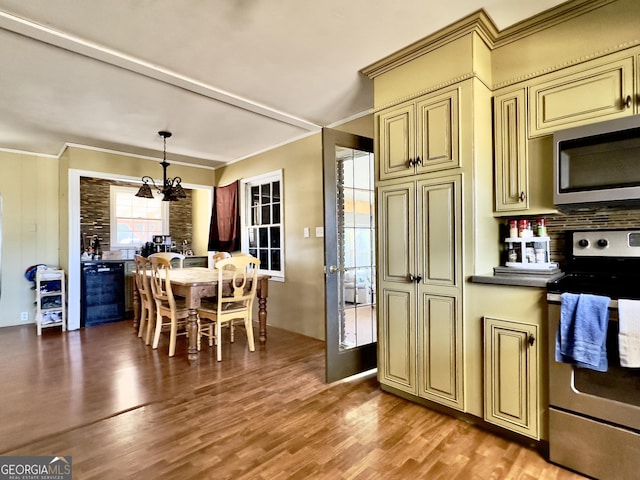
[135, 130, 187, 201]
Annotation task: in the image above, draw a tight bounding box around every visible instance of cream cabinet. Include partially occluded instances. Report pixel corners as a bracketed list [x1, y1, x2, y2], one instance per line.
[378, 173, 464, 410]
[483, 317, 539, 439]
[528, 55, 634, 138]
[494, 88, 529, 212]
[377, 87, 459, 181]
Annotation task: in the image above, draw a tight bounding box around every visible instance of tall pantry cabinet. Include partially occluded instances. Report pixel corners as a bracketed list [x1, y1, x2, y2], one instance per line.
[368, 28, 496, 415]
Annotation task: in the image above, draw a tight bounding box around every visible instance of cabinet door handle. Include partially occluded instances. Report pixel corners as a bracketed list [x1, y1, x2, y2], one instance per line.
[528, 334, 535, 346]
[519, 191, 526, 202]
[414, 156, 422, 166]
[624, 95, 632, 109]
[408, 274, 422, 283]
[408, 158, 414, 167]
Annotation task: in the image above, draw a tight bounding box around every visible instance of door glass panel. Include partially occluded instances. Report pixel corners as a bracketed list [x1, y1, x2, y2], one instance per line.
[336, 146, 376, 349]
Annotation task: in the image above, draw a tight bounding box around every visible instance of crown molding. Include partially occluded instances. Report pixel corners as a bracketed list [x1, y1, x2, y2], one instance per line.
[493, 0, 616, 48]
[361, 0, 616, 79]
[361, 10, 498, 79]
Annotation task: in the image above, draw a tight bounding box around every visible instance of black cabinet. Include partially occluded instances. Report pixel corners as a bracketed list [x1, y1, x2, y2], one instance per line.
[81, 262, 125, 327]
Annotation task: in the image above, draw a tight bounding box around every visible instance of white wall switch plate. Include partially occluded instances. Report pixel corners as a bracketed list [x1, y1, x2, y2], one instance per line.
[303, 227, 310, 238]
[315, 227, 324, 237]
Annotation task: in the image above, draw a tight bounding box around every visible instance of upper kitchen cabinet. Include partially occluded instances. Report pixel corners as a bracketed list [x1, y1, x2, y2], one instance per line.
[528, 55, 635, 138]
[493, 87, 557, 215]
[377, 88, 460, 181]
[494, 88, 528, 212]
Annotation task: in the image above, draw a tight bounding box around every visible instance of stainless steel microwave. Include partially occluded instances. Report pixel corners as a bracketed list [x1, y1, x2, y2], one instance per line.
[554, 115, 640, 210]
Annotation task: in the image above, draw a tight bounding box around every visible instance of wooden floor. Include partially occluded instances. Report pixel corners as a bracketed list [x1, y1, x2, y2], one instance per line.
[0, 321, 585, 479]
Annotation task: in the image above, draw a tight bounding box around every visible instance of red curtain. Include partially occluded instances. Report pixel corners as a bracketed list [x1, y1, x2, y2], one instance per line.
[208, 181, 240, 251]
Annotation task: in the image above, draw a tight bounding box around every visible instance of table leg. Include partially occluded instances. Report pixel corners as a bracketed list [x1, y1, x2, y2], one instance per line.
[187, 309, 199, 364]
[258, 278, 268, 345]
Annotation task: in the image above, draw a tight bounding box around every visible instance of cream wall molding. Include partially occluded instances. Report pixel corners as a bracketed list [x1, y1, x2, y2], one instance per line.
[361, 0, 615, 80]
[371, 73, 476, 113]
[491, 39, 640, 90]
[361, 11, 498, 79]
[492, 0, 616, 48]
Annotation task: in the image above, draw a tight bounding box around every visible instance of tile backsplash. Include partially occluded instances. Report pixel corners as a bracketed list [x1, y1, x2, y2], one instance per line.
[80, 177, 194, 255]
[510, 206, 640, 267]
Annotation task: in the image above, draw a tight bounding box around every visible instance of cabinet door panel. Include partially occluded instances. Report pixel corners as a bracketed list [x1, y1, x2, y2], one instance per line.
[529, 57, 633, 137]
[494, 89, 529, 212]
[378, 104, 415, 180]
[378, 183, 415, 283]
[416, 89, 459, 173]
[417, 175, 461, 287]
[418, 293, 463, 410]
[484, 317, 539, 439]
[378, 287, 416, 394]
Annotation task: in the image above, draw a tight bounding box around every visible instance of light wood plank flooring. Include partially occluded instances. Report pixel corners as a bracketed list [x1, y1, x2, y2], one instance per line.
[0, 321, 585, 479]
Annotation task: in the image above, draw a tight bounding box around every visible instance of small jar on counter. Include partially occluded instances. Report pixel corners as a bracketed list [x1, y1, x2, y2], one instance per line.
[518, 219, 532, 237]
[509, 220, 518, 239]
[537, 218, 547, 237]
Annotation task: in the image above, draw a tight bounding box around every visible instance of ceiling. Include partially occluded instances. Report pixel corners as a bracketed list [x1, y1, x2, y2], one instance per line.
[0, 0, 568, 169]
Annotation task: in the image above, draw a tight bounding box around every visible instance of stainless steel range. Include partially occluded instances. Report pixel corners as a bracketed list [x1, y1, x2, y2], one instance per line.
[547, 229, 640, 480]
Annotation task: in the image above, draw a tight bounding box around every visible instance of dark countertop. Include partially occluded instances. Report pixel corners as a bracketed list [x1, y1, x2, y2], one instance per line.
[470, 271, 564, 288]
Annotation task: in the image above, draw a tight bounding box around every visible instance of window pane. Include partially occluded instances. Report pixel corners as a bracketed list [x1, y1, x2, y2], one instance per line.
[272, 203, 280, 223]
[248, 229, 257, 248]
[271, 250, 281, 271]
[270, 226, 280, 248]
[355, 228, 372, 267]
[259, 227, 268, 246]
[261, 204, 271, 224]
[261, 183, 270, 201]
[259, 249, 269, 268]
[272, 181, 280, 201]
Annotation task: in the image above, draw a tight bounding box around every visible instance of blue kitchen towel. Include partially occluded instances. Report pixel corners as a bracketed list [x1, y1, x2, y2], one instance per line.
[556, 292, 610, 372]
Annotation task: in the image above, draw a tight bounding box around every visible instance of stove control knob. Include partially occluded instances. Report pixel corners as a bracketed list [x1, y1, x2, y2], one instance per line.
[577, 239, 590, 248]
[597, 238, 609, 248]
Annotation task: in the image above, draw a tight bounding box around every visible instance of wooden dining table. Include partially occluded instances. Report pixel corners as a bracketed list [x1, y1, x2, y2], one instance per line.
[134, 267, 269, 363]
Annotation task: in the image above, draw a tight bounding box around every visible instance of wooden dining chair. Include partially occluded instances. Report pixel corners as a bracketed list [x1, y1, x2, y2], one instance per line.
[198, 255, 260, 361]
[148, 251, 185, 268]
[148, 254, 189, 357]
[209, 251, 231, 268]
[134, 254, 155, 345]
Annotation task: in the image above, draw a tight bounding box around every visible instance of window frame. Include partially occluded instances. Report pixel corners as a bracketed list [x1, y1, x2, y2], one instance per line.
[109, 185, 170, 249]
[240, 170, 285, 281]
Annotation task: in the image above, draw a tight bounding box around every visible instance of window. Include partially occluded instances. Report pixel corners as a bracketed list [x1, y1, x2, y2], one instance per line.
[110, 186, 169, 248]
[240, 170, 284, 280]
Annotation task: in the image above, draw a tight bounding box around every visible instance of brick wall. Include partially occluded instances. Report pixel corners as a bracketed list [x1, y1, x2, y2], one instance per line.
[80, 177, 194, 254]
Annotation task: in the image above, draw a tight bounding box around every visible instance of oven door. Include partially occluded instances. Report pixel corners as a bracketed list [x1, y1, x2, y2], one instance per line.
[548, 298, 640, 479]
[548, 300, 640, 430]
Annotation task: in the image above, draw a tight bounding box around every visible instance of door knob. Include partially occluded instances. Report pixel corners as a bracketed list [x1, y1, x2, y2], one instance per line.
[329, 265, 339, 273]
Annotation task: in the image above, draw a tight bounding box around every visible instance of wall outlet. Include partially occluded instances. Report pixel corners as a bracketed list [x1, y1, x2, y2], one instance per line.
[20, 311, 29, 321]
